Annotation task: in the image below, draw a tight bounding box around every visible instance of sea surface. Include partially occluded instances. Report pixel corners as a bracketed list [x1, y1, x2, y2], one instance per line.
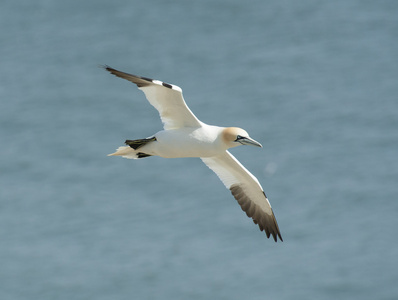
[1, 0, 397, 299]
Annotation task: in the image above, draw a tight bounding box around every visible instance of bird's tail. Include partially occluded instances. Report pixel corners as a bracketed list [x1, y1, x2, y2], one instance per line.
[108, 137, 156, 159]
[108, 146, 153, 159]
[108, 146, 136, 159]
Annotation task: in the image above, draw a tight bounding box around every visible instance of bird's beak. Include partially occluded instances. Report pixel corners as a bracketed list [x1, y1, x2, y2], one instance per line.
[238, 137, 263, 148]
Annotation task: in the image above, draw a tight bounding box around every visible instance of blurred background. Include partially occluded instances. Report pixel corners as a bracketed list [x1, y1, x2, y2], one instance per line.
[1, 0, 397, 299]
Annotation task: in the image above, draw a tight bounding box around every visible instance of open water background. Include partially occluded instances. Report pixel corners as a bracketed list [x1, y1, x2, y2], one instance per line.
[1, 0, 397, 299]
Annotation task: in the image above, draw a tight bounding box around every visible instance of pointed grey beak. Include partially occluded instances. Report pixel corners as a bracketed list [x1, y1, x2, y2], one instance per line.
[236, 136, 263, 148]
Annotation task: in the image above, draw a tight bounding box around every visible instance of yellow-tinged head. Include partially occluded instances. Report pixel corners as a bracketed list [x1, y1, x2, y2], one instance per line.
[221, 127, 263, 149]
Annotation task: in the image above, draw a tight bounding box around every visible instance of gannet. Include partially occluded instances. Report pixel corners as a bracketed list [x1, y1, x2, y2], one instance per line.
[104, 66, 283, 242]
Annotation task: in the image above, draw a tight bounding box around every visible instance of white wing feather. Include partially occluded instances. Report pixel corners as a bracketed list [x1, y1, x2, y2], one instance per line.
[104, 66, 201, 130]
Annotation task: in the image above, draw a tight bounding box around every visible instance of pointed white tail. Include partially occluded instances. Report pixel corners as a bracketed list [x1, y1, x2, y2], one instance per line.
[108, 146, 138, 159]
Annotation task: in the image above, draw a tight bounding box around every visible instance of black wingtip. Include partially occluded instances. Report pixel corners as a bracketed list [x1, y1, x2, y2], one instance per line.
[273, 232, 283, 242]
[101, 64, 114, 72]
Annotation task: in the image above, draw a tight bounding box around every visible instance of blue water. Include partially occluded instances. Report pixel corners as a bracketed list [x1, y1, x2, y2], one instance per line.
[1, 0, 397, 299]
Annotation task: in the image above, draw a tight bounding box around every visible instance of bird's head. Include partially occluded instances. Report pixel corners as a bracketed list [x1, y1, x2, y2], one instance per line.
[222, 127, 263, 149]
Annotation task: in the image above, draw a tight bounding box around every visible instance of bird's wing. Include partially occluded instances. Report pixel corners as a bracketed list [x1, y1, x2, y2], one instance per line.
[104, 66, 202, 130]
[201, 151, 283, 241]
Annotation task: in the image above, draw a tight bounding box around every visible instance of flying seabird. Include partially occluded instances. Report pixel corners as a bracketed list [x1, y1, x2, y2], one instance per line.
[104, 66, 283, 242]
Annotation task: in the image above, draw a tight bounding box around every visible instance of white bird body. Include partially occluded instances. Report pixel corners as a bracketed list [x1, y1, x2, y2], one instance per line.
[113, 125, 245, 159]
[104, 66, 283, 242]
[144, 125, 226, 158]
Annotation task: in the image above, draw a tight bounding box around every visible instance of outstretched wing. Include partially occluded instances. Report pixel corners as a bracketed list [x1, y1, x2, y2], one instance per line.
[104, 66, 202, 130]
[201, 151, 283, 241]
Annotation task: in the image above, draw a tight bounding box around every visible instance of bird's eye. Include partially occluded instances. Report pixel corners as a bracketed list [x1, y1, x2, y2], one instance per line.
[235, 135, 244, 141]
